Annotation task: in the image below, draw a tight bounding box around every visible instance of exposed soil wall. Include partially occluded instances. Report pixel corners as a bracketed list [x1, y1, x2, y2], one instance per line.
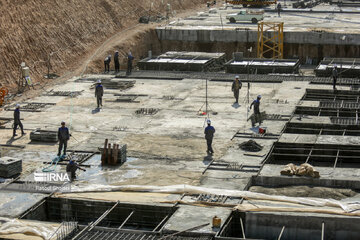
[0, 0, 203, 91]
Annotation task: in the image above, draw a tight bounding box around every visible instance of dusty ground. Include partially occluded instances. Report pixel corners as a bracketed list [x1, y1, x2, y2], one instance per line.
[0, 0, 206, 92]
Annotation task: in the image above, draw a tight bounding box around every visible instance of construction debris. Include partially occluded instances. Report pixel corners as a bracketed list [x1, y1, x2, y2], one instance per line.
[30, 129, 58, 142]
[100, 139, 127, 165]
[45, 90, 83, 97]
[98, 79, 135, 90]
[135, 108, 159, 115]
[5, 103, 56, 112]
[0, 157, 22, 178]
[280, 163, 320, 178]
[239, 140, 263, 152]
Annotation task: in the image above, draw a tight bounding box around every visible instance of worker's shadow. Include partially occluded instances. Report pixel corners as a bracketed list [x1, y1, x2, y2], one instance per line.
[203, 154, 213, 164]
[92, 108, 100, 114]
[232, 103, 240, 109]
[6, 137, 16, 145]
[28, 141, 57, 146]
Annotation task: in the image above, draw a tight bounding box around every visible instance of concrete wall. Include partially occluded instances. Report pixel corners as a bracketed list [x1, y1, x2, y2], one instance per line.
[246, 212, 360, 240]
[252, 176, 360, 190]
[156, 28, 360, 63]
[156, 28, 360, 45]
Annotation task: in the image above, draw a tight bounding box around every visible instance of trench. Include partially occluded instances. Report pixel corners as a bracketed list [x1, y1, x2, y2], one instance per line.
[21, 197, 176, 231]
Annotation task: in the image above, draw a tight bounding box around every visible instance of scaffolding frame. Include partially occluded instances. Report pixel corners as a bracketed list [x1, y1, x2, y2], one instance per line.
[257, 22, 284, 59]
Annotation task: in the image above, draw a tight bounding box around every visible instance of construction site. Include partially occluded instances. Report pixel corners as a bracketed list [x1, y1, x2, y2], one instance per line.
[1, 0, 360, 239]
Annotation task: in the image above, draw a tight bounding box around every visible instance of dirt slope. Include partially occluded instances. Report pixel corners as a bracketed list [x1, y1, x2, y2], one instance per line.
[0, 0, 202, 91]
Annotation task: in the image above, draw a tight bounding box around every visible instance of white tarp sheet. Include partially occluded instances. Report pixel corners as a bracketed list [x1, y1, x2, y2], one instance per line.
[68, 184, 360, 213]
[0, 217, 57, 240]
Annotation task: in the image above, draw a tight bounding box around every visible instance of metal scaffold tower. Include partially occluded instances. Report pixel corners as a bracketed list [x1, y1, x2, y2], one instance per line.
[257, 22, 284, 59]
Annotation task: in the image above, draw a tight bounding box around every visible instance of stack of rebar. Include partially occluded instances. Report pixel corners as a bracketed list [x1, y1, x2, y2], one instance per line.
[100, 79, 135, 90]
[100, 139, 127, 165]
[135, 108, 159, 115]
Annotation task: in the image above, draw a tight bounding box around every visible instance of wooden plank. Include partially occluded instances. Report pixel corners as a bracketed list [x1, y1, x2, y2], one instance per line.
[107, 143, 112, 165]
[101, 139, 108, 165]
[112, 144, 117, 165]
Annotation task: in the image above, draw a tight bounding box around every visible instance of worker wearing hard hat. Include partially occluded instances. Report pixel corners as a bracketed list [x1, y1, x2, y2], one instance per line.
[250, 95, 262, 127]
[66, 159, 86, 181]
[13, 104, 25, 137]
[95, 79, 104, 109]
[231, 76, 242, 104]
[204, 119, 215, 155]
[332, 64, 338, 90]
[58, 121, 70, 156]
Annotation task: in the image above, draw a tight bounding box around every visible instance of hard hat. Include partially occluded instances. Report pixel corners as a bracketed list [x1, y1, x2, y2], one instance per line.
[257, 95, 262, 99]
[61, 121, 65, 124]
[235, 75, 239, 79]
[334, 64, 337, 68]
[15, 104, 20, 108]
[115, 50, 119, 53]
[207, 119, 211, 124]
[97, 79, 101, 83]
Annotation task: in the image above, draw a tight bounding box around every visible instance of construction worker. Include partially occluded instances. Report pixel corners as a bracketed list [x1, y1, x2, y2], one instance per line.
[332, 64, 338, 90]
[127, 51, 134, 75]
[250, 95, 262, 127]
[13, 104, 25, 137]
[231, 76, 242, 104]
[66, 159, 86, 181]
[58, 121, 70, 156]
[104, 55, 111, 73]
[114, 51, 120, 72]
[204, 119, 215, 154]
[95, 79, 104, 108]
[277, 2, 282, 17]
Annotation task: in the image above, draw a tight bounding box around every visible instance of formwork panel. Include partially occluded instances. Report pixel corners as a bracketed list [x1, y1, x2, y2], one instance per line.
[22, 198, 176, 231]
[282, 122, 360, 136]
[224, 58, 300, 74]
[265, 142, 360, 167]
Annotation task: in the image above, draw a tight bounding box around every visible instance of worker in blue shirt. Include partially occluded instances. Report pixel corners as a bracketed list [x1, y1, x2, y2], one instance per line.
[250, 95, 262, 127]
[58, 121, 70, 156]
[204, 119, 215, 154]
[13, 104, 25, 137]
[95, 79, 104, 108]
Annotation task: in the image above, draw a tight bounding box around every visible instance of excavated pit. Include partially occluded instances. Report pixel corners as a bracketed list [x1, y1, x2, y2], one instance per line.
[21, 197, 176, 231]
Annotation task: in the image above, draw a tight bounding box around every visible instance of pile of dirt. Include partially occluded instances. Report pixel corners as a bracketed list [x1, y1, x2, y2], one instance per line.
[239, 140, 263, 152]
[0, 0, 203, 92]
[249, 185, 358, 200]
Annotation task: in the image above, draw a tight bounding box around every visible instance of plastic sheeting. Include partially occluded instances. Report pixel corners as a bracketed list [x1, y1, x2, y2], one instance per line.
[68, 184, 360, 213]
[234, 203, 360, 217]
[0, 217, 57, 240]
